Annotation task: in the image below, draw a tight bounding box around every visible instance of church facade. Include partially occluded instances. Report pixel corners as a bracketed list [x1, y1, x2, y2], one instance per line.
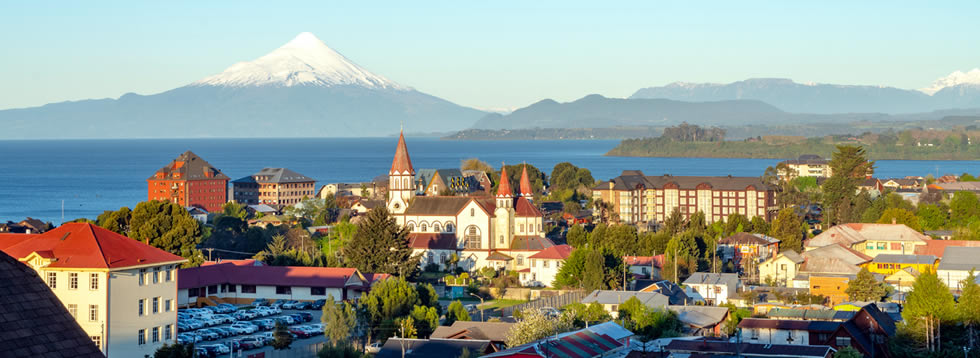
[385, 132, 555, 276]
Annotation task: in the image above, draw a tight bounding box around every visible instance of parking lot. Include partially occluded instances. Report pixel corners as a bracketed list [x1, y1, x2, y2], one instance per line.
[177, 300, 328, 357]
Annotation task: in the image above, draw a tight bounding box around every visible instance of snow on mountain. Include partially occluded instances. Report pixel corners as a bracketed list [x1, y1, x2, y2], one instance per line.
[193, 32, 406, 90]
[920, 69, 980, 95]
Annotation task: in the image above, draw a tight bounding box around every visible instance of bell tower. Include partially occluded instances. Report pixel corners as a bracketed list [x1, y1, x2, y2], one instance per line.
[387, 131, 415, 214]
[494, 165, 515, 249]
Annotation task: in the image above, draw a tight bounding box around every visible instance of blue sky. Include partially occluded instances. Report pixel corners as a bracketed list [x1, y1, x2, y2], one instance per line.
[1, 1, 978, 110]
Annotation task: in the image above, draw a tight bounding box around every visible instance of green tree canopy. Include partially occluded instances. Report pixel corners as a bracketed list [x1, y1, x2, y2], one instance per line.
[322, 294, 358, 345]
[102, 201, 205, 267]
[903, 269, 955, 325]
[566, 224, 588, 248]
[445, 300, 471, 326]
[877, 208, 921, 231]
[344, 207, 419, 276]
[916, 204, 947, 232]
[845, 267, 887, 302]
[950, 191, 980, 227]
[770, 208, 804, 253]
[550, 162, 596, 192]
[822, 145, 874, 226]
[154, 343, 195, 358]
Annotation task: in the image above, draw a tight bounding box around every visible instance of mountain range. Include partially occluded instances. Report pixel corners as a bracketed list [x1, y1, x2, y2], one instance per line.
[0, 33, 485, 139]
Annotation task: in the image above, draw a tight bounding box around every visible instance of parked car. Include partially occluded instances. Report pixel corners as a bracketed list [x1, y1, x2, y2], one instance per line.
[231, 321, 259, 334]
[295, 312, 314, 322]
[289, 326, 315, 338]
[274, 315, 296, 325]
[252, 298, 269, 307]
[540, 306, 560, 317]
[280, 300, 300, 309]
[233, 310, 256, 320]
[257, 332, 276, 345]
[252, 319, 275, 330]
[215, 327, 236, 338]
[365, 342, 383, 354]
[194, 347, 211, 358]
[239, 336, 265, 349]
[196, 329, 219, 341]
[202, 343, 230, 355]
[311, 299, 326, 310]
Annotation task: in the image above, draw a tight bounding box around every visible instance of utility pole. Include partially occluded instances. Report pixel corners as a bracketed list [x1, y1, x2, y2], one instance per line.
[674, 246, 679, 283]
[206, 248, 214, 262]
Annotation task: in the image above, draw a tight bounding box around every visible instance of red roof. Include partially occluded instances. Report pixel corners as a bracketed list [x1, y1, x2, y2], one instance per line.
[623, 255, 655, 266]
[915, 240, 980, 257]
[519, 165, 533, 197]
[0, 223, 186, 269]
[0, 233, 37, 251]
[529, 245, 573, 260]
[409, 233, 458, 250]
[515, 197, 542, 217]
[497, 166, 513, 197]
[178, 262, 369, 290]
[390, 131, 414, 175]
[202, 259, 259, 267]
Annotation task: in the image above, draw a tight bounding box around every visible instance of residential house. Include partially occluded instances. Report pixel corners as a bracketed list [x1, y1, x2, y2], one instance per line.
[857, 178, 885, 196]
[937, 246, 980, 290]
[778, 154, 832, 179]
[3, 217, 49, 234]
[804, 223, 930, 257]
[682, 272, 740, 305]
[923, 230, 953, 240]
[246, 204, 279, 217]
[147, 150, 230, 212]
[664, 338, 836, 358]
[759, 250, 804, 287]
[928, 181, 980, 194]
[416, 168, 471, 196]
[884, 267, 920, 293]
[0, 223, 186, 357]
[738, 318, 841, 346]
[522, 244, 573, 287]
[377, 338, 497, 358]
[794, 244, 873, 305]
[562, 211, 594, 226]
[231, 167, 316, 207]
[827, 304, 896, 358]
[914, 239, 980, 257]
[591, 170, 777, 225]
[430, 321, 515, 350]
[882, 178, 922, 190]
[669, 305, 730, 336]
[623, 255, 662, 279]
[351, 199, 385, 214]
[461, 170, 494, 196]
[865, 254, 937, 276]
[631, 279, 689, 304]
[177, 260, 388, 306]
[766, 308, 856, 322]
[482, 324, 628, 358]
[717, 232, 780, 270]
[581, 290, 669, 318]
[186, 206, 209, 224]
[318, 181, 383, 199]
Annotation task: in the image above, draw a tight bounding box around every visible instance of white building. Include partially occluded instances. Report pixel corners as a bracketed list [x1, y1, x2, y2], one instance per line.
[177, 260, 388, 306]
[937, 246, 980, 290]
[759, 250, 804, 287]
[0, 223, 186, 357]
[682, 272, 740, 305]
[521, 245, 572, 287]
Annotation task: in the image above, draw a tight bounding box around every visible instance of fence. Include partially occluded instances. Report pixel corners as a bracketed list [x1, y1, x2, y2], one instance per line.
[501, 290, 587, 317]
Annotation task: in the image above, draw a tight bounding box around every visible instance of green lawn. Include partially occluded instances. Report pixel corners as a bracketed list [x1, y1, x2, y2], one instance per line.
[479, 299, 526, 310]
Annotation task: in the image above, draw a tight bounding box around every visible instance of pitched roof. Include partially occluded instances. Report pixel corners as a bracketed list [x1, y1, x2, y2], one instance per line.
[938, 246, 980, 271]
[149, 150, 230, 181]
[594, 171, 771, 191]
[774, 250, 804, 264]
[623, 255, 655, 266]
[669, 305, 730, 328]
[682, 272, 740, 294]
[510, 236, 555, 251]
[390, 131, 414, 175]
[915, 239, 980, 257]
[483, 327, 624, 358]
[529, 245, 573, 260]
[665, 338, 835, 358]
[377, 338, 493, 358]
[0, 233, 37, 251]
[766, 308, 856, 321]
[514, 196, 543, 217]
[0, 251, 104, 357]
[800, 244, 872, 274]
[872, 254, 937, 265]
[582, 289, 669, 309]
[403, 197, 474, 216]
[486, 251, 514, 261]
[519, 165, 533, 196]
[719, 232, 780, 246]
[178, 262, 367, 290]
[806, 223, 930, 248]
[496, 166, 513, 197]
[0, 223, 186, 269]
[634, 279, 689, 304]
[408, 233, 458, 250]
[738, 318, 842, 332]
[780, 154, 829, 165]
[430, 321, 516, 342]
[232, 167, 315, 184]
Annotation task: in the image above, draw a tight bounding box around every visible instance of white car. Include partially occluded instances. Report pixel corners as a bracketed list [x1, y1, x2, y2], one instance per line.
[231, 322, 259, 334]
[365, 342, 382, 354]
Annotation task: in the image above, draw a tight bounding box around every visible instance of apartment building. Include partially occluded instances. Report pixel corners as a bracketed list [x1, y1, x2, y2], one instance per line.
[232, 167, 316, 207]
[0, 223, 186, 357]
[592, 170, 777, 225]
[777, 154, 832, 179]
[147, 150, 230, 212]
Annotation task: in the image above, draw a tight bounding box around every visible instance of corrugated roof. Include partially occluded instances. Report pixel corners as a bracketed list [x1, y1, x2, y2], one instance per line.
[178, 262, 369, 290]
[408, 233, 458, 250]
[915, 239, 980, 257]
[806, 223, 930, 248]
[430, 321, 515, 342]
[872, 254, 937, 264]
[719, 232, 780, 246]
[938, 246, 980, 271]
[669, 305, 729, 328]
[682, 272, 739, 294]
[0, 223, 186, 269]
[510, 236, 555, 251]
[582, 289, 669, 309]
[232, 167, 315, 184]
[738, 318, 841, 332]
[377, 338, 492, 358]
[529, 245, 573, 260]
[665, 338, 834, 357]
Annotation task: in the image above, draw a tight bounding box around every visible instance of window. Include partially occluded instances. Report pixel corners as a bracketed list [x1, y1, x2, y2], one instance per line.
[153, 268, 160, 284]
[188, 288, 199, 297]
[165, 299, 172, 312]
[276, 286, 292, 295]
[465, 226, 481, 249]
[47, 272, 57, 288]
[611, 305, 619, 311]
[165, 325, 172, 340]
[470, 208, 475, 217]
[70, 273, 78, 290]
[311, 287, 327, 296]
[866, 243, 875, 250]
[242, 285, 257, 294]
[836, 337, 851, 346]
[408, 223, 415, 231]
[152, 327, 160, 343]
[517, 255, 524, 266]
[138, 329, 146, 345]
[68, 304, 77, 318]
[153, 297, 160, 314]
[91, 336, 101, 350]
[421, 223, 427, 232]
[89, 305, 98, 321]
[208, 285, 218, 295]
[498, 235, 504, 244]
[139, 299, 145, 316]
[139, 269, 146, 286]
[543, 260, 549, 268]
[877, 242, 887, 250]
[446, 223, 454, 232]
[166, 267, 173, 282]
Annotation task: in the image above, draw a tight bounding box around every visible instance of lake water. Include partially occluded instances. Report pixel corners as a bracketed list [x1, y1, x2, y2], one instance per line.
[1, 138, 977, 224]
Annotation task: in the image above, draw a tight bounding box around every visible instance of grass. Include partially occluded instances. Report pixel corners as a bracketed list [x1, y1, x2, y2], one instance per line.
[479, 299, 527, 310]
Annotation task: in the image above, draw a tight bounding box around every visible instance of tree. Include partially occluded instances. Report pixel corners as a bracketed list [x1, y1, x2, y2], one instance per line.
[344, 207, 419, 276]
[460, 158, 493, 173]
[903, 269, 955, 352]
[600, 224, 639, 256]
[220, 201, 248, 220]
[395, 316, 417, 338]
[950, 191, 980, 227]
[566, 224, 587, 248]
[409, 305, 440, 338]
[550, 162, 595, 192]
[916, 204, 947, 232]
[661, 210, 684, 235]
[505, 308, 574, 347]
[154, 343, 195, 358]
[272, 321, 294, 350]
[553, 248, 588, 288]
[877, 208, 921, 231]
[822, 145, 874, 226]
[96, 207, 131, 234]
[359, 277, 420, 336]
[615, 297, 682, 339]
[318, 343, 364, 358]
[770, 208, 804, 253]
[721, 304, 752, 337]
[126, 201, 204, 267]
[639, 232, 671, 256]
[833, 346, 863, 358]
[322, 295, 358, 345]
[750, 216, 769, 235]
[563, 302, 611, 328]
[724, 213, 750, 236]
[845, 267, 887, 302]
[445, 300, 471, 326]
[958, 270, 980, 350]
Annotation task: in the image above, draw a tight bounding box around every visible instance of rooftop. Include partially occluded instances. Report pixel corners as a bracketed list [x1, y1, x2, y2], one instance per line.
[149, 150, 229, 181]
[430, 321, 516, 342]
[719, 232, 780, 246]
[178, 261, 384, 290]
[232, 167, 315, 184]
[529, 244, 572, 260]
[582, 289, 669, 309]
[0, 223, 186, 269]
[938, 246, 980, 271]
[871, 254, 937, 264]
[806, 223, 930, 248]
[594, 170, 771, 192]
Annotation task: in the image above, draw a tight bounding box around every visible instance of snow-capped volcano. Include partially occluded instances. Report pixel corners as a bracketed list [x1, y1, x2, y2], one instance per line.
[920, 69, 980, 95]
[193, 32, 405, 89]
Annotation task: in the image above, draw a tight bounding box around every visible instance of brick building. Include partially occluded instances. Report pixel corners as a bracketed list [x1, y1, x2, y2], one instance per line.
[147, 151, 229, 212]
[232, 167, 316, 207]
[592, 170, 777, 225]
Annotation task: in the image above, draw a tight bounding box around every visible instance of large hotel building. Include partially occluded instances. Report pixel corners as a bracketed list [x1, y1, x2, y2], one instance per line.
[592, 170, 777, 225]
[147, 151, 230, 212]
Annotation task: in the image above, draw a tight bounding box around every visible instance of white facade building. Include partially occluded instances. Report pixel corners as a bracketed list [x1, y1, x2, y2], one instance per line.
[682, 272, 740, 305]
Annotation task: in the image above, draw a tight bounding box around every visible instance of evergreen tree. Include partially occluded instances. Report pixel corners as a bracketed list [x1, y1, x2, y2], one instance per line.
[639, 231, 671, 256]
[582, 248, 607, 291]
[661, 210, 684, 235]
[770, 208, 804, 253]
[153, 343, 195, 358]
[822, 145, 874, 226]
[344, 207, 419, 276]
[958, 270, 980, 350]
[409, 305, 440, 338]
[127, 201, 204, 267]
[877, 208, 921, 231]
[359, 277, 419, 335]
[322, 294, 358, 345]
[950, 191, 980, 227]
[553, 248, 588, 288]
[445, 300, 471, 326]
[272, 321, 294, 349]
[566, 224, 588, 248]
[832, 346, 863, 358]
[750, 216, 769, 235]
[916, 204, 947, 232]
[903, 269, 955, 352]
[96, 207, 131, 234]
[845, 267, 887, 302]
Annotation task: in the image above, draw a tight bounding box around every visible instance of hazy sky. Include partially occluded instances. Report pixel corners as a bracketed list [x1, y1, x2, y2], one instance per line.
[2, 1, 978, 111]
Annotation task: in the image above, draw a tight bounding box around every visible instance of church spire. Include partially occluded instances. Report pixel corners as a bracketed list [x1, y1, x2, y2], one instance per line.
[519, 164, 533, 197]
[496, 165, 512, 198]
[390, 130, 414, 175]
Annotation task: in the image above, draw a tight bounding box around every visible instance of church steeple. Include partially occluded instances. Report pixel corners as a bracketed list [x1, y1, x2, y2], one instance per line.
[519, 164, 533, 197]
[496, 166, 512, 198]
[390, 131, 414, 175]
[387, 130, 415, 214]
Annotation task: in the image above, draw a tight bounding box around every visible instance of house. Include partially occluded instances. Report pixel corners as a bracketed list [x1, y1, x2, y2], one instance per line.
[147, 150, 230, 212]
[884, 267, 920, 292]
[766, 308, 855, 322]
[186, 206, 209, 223]
[482, 324, 628, 358]
[882, 178, 922, 190]
[857, 178, 885, 196]
[778, 154, 832, 179]
[682, 272, 740, 305]
[377, 338, 497, 358]
[937, 246, 980, 290]
[581, 290, 669, 317]
[668, 305, 730, 336]
[631, 279, 689, 304]
[738, 318, 841, 346]
[0, 251, 104, 357]
[592, 170, 777, 225]
[865, 254, 937, 276]
[231, 167, 316, 207]
[804, 223, 930, 257]
[416, 168, 470, 196]
[246, 204, 279, 216]
[4, 217, 50, 234]
[562, 211, 593, 226]
[759, 250, 804, 287]
[318, 181, 383, 199]
[461, 170, 494, 196]
[928, 181, 980, 194]
[430, 321, 516, 350]
[717, 232, 780, 269]
[664, 338, 836, 358]
[351, 199, 385, 214]
[523, 244, 573, 287]
[914, 239, 980, 257]
[177, 260, 388, 306]
[827, 304, 896, 358]
[623, 255, 662, 279]
[0, 223, 186, 357]
[924, 230, 953, 240]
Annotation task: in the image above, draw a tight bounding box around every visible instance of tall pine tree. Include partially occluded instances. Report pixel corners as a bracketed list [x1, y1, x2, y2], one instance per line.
[344, 207, 419, 276]
[844, 267, 886, 302]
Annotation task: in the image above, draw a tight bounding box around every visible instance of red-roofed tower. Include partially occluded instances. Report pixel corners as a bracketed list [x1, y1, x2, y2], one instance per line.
[496, 165, 513, 208]
[387, 131, 416, 214]
[519, 164, 533, 198]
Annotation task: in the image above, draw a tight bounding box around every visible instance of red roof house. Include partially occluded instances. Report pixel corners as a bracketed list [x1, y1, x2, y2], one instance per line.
[0, 223, 186, 269]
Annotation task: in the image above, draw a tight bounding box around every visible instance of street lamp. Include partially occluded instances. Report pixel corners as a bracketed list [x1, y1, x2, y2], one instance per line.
[469, 293, 485, 321]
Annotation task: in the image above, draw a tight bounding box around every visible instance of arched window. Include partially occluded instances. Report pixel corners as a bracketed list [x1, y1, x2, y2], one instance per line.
[517, 254, 524, 266]
[407, 223, 415, 232]
[434, 223, 441, 232]
[446, 223, 454, 232]
[403, 178, 409, 189]
[465, 226, 481, 249]
[440, 253, 447, 264]
[421, 223, 428, 232]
